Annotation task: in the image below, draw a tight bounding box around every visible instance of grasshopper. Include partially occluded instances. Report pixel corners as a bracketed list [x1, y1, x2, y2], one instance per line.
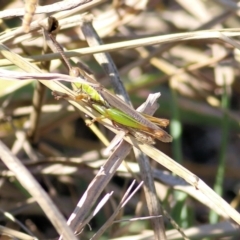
[46, 17, 172, 144]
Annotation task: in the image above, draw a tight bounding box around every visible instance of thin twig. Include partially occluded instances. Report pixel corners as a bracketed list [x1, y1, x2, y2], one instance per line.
[0, 0, 92, 18]
[91, 181, 144, 239]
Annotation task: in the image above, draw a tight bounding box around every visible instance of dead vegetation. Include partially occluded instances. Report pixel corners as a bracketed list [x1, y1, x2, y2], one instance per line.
[0, 0, 240, 239]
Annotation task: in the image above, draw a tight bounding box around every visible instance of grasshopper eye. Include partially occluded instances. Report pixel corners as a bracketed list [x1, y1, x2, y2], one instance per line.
[70, 67, 81, 77]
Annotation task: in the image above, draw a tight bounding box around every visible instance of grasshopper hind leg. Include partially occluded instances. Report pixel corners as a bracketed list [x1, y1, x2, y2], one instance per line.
[112, 123, 156, 145]
[128, 129, 156, 145]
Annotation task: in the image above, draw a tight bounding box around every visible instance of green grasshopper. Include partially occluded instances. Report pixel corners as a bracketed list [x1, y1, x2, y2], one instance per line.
[47, 17, 172, 144]
[71, 69, 172, 143]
